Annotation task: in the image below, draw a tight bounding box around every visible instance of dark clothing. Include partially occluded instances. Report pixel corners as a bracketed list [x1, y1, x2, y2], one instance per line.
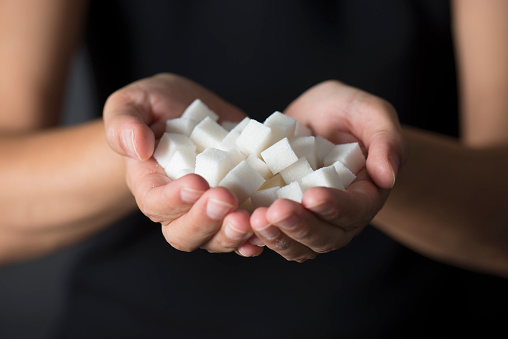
[1, 1, 506, 338]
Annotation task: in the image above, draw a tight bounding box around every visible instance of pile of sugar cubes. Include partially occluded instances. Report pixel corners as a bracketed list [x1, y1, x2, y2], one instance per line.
[153, 99, 365, 211]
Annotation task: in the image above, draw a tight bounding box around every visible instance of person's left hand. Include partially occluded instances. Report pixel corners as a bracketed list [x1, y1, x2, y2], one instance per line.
[240, 80, 408, 262]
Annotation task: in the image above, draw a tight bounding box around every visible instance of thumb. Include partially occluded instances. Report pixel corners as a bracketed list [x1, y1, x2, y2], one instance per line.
[103, 90, 156, 161]
[366, 130, 407, 190]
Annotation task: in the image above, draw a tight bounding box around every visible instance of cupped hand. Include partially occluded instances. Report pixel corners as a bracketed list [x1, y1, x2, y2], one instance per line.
[240, 80, 408, 262]
[103, 73, 263, 256]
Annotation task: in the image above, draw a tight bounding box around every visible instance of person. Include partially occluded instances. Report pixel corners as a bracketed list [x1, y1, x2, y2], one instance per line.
[0, 0, 507, 338]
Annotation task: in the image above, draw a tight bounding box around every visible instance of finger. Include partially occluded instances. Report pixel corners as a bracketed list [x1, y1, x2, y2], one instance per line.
[103, 86, 157, 160]
[162, 186, 238, 252]
[201, 209, 253, 253]
[236, 241, 265, 257]
[355, 97, 407, 189]
[125, 157, 209, 221]
[264, 198, 352, 254]
[250, 206, 317, 263]
[301, 184, 383, 232]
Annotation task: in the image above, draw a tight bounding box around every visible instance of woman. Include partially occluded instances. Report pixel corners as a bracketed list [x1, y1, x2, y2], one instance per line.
[1, 1, 507, 338]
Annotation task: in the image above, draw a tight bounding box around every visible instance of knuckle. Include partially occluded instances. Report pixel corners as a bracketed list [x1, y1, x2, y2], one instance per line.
[292, 225, 314, 241]
[271, 237, 291, 252]
[190, 221, 218, 240]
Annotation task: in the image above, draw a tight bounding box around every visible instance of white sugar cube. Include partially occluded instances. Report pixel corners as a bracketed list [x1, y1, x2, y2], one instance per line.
[258, 173, 286, 191]
[238, 198, 254, 213]
[263, 111, 297, 142]
[251, 187, 279, 209]
[217, 145, 245, 167]
[276, 181, 304, 203]
[315, 136, 336, 168]
[293, 121, 313, 138]
[160, 99, 365, 203]
[163, 150, 196, 180]
[332, 160, 356, 188]
[279, 157, 314, 184]
[195, 148, 234, 187]
[246, 154, 271, 179]
[290, 136, 317, 170]
[301, 166, 344, 191]
[218, 160, 266, 204]
[216, 130, 246, 165]
[221, 129, 240, 147]
[323, 142, 365, 174]
[153, 133, 196, 169]
[261, 137, 298, 175]
[228, 117, 251, 135]
[190, 116, 229, 153]
[235, 120, 274, 157]
[181, 98, 219, 121]
[165, 117, 199, 136]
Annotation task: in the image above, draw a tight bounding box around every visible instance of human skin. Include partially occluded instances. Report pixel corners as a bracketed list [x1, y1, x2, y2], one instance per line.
[372, 0, 508, 278]
[2, 0, 507, 280]
[0, 0, 136, 264]
[102, 75, 405, 260]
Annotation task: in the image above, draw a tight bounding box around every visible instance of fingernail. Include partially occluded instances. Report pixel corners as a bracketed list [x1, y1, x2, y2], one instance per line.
[237, 247, 257, 257]
[224, 223, 249, 241]
[388, 155, 399, 188]
[275, 214, 299, 230]
[248, 236, 265, 247]
[180, 187, 204, 203]
[388, 161, 396, 188]
[121, 130, 140, 160]
[237, 247, 249, 257]
[206, 198, 233, 220]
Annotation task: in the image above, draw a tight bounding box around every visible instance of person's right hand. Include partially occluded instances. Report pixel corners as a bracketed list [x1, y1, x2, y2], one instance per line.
[103, 73, 264, 257]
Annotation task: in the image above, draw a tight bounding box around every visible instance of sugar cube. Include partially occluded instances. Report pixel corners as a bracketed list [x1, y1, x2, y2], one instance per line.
[228, 117, 251, 135]
[218, 160, 266, 204]
[279, 157, 314, 184]
[276, 181, 304, 203]
[301, 166, 344, 191]
[331, 160, 356, 188]
[181, 98, 219, 121]
[293, 121, 313, 138]
[238, 197, 254, 213]
[323, 142, 365, 174]
[258, 173, 286, 190]
[195, 148, 234, 187]
[315, 136, 335, 167]
[235, 120, 274, 157]
[251, 187, 280, 209]
[261, 137, 298, 175]
[164, 150, 196, 180]
[245, 154, 271, 179]
[290, 136, 317, 170]
[153, 133, 196, 169]
[165, 117, 199, 136]
[190, 116, 229, 153]
[263, 111, 297, 142]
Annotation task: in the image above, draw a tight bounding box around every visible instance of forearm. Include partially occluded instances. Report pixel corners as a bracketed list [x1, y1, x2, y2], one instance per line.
[372, 126, 508, 277]
[0, 119, 137, 264]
